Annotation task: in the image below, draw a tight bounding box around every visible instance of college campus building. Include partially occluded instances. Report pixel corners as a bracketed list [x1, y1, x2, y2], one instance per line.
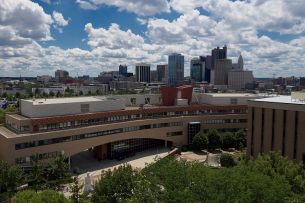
[247, 92, 305, 164]
[0, 86, 256, 168]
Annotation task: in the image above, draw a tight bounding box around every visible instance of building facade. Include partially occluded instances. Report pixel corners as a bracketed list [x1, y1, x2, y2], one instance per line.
[190, 57, 205, 82]
[37, 75, 52, 83]
[210, 59, 232, 85]
[228, 70, 254, 89]
[168, 54, 184, 86]
[211, 46, 227, 69]
[135, 63, 150, 83]
[238, 55, 244, 70]
[119, 64, 127, 75]
[157, 65, 168, 83]
[247, 95, 305, 165]
[150, 70, 158, 82]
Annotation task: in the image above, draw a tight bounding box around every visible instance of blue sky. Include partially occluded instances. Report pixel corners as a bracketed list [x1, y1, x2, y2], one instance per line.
[0, 0, 305, 78]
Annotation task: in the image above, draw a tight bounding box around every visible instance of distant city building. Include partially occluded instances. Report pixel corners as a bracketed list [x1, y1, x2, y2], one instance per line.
[211, 46, 227, 69]
[150, 70, 158, 82]
[210, 59, 232, 85]
[98, 72, 113, 84]
[299, 77, 305, 86]
[228, 70, 254, 89]
[157, 65, 168, 83]
[32, 87, 66, 95]
[83, 75, 89, 80]
[168, 53, 184, 86]
[55, 70, 69, 83]
[122, 72, 133, 78]
[199, 56, 212, 82]
[37, 75, 52, 83]
[238, 55, 244, 70]
[190, 57, 205, 82]
[135, 63, 150, 83]
[119, 64, 127, 75]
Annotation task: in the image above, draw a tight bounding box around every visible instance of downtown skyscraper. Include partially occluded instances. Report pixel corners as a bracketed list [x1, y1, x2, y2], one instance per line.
[168, 53, 184, 86]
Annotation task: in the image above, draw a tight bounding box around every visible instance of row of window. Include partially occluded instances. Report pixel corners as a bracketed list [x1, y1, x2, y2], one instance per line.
[37, 109, 247, 132]
[16, 121, 183, 150]
[7, 121, 30, 132]
[203, 119, 247, 124]
[203, 128, 246, 134]
[167, 131, 183, 137]
[15, 150, 65, 164]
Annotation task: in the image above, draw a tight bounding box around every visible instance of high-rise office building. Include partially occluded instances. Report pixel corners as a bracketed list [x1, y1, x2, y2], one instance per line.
[119, 64, 127, 75]
[190, 57, 205, 82]
[150, 70, 158, 82]
[232, 63, 239, 70]
[168, 53, 184, 86]
[157, 65, 168, 83]
[199, 56, 212, 82]
[238, 55, 244, 70]
[210, 59, 232, 85]
[135, 63, 150, 83]
[211, 46, 227, 69]
[55, 70, 69, 83]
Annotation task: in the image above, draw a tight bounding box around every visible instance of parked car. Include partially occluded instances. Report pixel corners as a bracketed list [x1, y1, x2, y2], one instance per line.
[125, 152, 136, 158]
[116, 152, 125, 161]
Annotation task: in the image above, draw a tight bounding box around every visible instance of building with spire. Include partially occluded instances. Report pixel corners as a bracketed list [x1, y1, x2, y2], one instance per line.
[238, 55, 243, 70]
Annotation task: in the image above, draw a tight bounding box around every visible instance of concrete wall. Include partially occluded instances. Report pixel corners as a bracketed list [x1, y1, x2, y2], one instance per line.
[21, 99, 125, 118]
[112, 94, 162, 106]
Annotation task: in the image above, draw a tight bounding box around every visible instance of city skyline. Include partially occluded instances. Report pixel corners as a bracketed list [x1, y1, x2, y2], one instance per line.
[0, 0, 304, 78]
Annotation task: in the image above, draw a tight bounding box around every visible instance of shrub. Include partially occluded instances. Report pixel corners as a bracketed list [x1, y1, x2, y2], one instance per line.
[220, 153, 236, 168]
[176, 149, 181, 155]
[0, 192, 9, 202]
[182, 147, 187, 152]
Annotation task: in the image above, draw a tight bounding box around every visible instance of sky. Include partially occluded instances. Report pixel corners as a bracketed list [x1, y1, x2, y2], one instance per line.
[0, 0, 305, 78]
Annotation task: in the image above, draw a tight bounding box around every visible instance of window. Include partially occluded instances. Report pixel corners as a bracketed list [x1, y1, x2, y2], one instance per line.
[131, 98, 136, 105]
[145, 98, 150, 104]
[230, 98, 238, 105]
[81, 104, 89, 113]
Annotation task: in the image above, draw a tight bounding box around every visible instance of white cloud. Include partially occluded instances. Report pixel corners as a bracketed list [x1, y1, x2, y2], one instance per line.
[41, 0, 51, 4]
[75, 0, 99, 10]
[52, 11, 70, 26]
[82, 38, 86, 42]
[53, 25, 63, 33]
[77, 0, 170, 16]
[136, 18, 147, 25]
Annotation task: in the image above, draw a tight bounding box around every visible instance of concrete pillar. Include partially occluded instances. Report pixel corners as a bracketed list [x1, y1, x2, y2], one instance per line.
[165, 140, 167, 147]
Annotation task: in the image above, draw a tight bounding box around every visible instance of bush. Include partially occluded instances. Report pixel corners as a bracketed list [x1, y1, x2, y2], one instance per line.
[176, 149, 181, 155]
[182, 147, 187, 152]
[220, 153, 236, 168]
[0, 192, 9, 202]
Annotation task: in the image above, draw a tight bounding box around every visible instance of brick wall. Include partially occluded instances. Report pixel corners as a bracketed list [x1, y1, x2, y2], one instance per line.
[93, 144, 107, 159]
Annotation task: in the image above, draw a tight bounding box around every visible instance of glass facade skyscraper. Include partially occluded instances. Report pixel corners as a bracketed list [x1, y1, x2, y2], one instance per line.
[168, 53, 184, 86]
[190, 57, 205, 82]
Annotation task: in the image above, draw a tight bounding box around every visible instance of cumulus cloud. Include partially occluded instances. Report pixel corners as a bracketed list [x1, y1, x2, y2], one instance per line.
[41, 0, 51, 4]
[53, 11, 70, 26]
[77, 0, 170, 16]
[136, 18, 147, 25]
[53, 25, 63, 33]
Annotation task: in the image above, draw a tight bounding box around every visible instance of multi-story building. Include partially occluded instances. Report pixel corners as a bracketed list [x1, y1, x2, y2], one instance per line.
[70, 84, 108, 95]
[0, 89, 249, 167]
[98, 72, 113, 84]
[55, 70, 69, 83]
[32, 86, 66, 95]
[228, 70, 254, 89]
[83, 75, 90, 80]
[157, 65, 168, 83]
[190, 57, 205, 82]
[37, 75, 52, 83]
[135, 63, 150, 83]
[168, 54, 184, 86]
[238, 55, 244, 70]
[247, 93, 305, 165]
[119, 64, 127, 75]
[211, 46, 227, 69]
[210, 59, 232, 85]
[150, 70, 158, 82]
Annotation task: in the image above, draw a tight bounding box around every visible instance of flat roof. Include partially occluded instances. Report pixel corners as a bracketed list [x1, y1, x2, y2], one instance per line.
[204, 93, 258, 98]
[23, 96, 121, 105]
[250, 96, 305, 105]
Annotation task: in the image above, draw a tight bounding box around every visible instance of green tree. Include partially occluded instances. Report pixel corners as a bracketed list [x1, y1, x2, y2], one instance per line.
[79, 90, 83, 96]
[15, 91, 21, 98]
[87, 90, 91, 95]
[49, 90, 54, 97]
[2, 92, 8, 98]
[0, 106, 19, 124]
[28, 152, 46, 193]
[8, 83, 13, 87]
[91, 164, 139, 203]
[0, 160, 25, 203]
[207, 129, 221, 147]
[47, 151, 69, 184]
[14, 190, 69, 203]
[56, 91, 62, 97]
[222, 131, 234, 148]
[69, 168, 88, 203]
[65, 87, 70, 93]
[29, 91, 34, 97]
[42, 91, 48, 98]
[234, 129, 247, 148]
[96, 89, 100, 94]
[35, 88, 40, 94]
[192, 131, 208, 150]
